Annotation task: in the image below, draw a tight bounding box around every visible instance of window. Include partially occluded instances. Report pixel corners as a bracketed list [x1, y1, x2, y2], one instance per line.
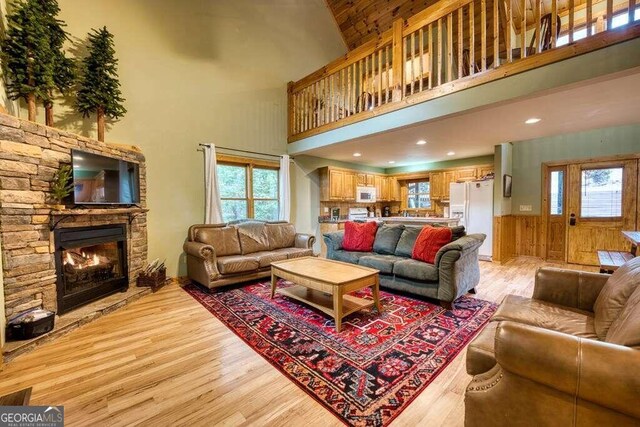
[580, 167, 623, 218]
[217, 159, 279, 222]
[549, 170, 564, 215]
[407, 180, 431, 209]
[252, 168, 279, 221]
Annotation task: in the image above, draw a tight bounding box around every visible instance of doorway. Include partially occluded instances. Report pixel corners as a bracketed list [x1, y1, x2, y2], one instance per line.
[543, 157, 638, 265]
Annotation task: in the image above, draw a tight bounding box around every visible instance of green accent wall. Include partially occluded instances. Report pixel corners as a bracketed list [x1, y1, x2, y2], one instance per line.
[384, 155, 494, 174]
[1, 0, 347, 279]
[512, 124, 640, 215]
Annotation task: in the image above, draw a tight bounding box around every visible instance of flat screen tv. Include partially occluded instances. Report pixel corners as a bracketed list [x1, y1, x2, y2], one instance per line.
[71, 149, 140, 205]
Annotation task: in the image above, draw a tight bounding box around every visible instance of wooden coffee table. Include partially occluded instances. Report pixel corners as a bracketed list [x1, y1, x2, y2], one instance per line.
[270, 257, 381, 332]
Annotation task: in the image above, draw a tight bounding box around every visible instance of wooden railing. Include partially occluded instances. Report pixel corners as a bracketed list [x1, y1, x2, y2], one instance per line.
[288, 0, 640, 142]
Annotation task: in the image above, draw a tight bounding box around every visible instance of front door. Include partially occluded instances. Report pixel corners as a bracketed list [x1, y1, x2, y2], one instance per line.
[566, 159, 638, 265]
[545, 166, 567, 261]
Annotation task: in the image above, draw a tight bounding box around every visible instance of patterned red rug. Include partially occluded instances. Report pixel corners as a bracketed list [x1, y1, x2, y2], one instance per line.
[184, 281, 497, 426]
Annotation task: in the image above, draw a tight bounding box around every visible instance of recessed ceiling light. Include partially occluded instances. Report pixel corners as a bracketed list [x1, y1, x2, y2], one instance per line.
[353, 152, 362, 157]
[525, 117, 541, 124]
[416, 140, 427, 145]
[447, 151, 455, 156]
[388, 161, 395, 164]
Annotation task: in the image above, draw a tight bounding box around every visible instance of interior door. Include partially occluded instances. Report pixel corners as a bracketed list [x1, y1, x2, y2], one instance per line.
[546, 166, 567, 261]
[567, 160, 638, 265]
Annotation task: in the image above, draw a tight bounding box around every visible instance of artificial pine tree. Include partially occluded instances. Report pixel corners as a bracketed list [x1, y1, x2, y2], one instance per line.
[40, 0, 75, 127]
[1, 0, 56, 121]
[75, 27, 126, 142]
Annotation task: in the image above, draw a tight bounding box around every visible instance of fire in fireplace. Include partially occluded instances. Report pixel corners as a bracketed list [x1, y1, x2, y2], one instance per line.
[54, 224, 128, 314]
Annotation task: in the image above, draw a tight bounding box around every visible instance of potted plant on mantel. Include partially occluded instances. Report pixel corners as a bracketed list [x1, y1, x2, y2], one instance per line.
[50, 164, 73, 210]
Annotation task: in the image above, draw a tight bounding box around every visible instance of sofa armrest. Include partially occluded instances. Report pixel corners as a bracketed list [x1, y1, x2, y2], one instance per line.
[495, 321, 640, 419]
[295, 233, 316, 249]
[323, 231, 344, 251]
[533, 268, 608, 312]
[434, 233, 485, 267]
[183, 241, 216, 260]
[435, 234, 485, 302]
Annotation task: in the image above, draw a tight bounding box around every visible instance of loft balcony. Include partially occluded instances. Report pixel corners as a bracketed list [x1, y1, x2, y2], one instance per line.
[287, 0, 640, 144]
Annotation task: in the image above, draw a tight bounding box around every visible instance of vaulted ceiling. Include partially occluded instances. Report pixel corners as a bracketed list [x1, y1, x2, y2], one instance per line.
[325, 0, 436, 50]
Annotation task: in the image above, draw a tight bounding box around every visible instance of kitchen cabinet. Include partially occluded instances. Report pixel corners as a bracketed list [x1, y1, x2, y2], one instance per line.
[375, 176, 391, 201]
[320, 167, 356, 201]
[389, 177, 401, 201]
[477, 166, 494, 179]
[343, 172, 356, 200]
[356, 173, 376, 187]
[429, 172, 444, 199]
[455, 168, 477, 181]
[442, 171, 457, 199]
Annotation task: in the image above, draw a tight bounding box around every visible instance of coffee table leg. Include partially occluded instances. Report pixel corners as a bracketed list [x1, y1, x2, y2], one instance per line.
[333, 289, 342, 333]
[270, 271, 277, 299]
[373, 275, 382, 313]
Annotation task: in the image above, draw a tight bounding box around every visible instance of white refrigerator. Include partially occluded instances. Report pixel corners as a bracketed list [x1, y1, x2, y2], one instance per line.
[449, 180, 493, 260]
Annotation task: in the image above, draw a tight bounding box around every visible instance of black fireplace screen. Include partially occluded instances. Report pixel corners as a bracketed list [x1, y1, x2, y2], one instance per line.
[54, 224, 128, 314]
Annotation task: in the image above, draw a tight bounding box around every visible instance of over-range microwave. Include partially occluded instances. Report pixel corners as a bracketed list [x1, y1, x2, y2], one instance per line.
[356, 186, 377, 203]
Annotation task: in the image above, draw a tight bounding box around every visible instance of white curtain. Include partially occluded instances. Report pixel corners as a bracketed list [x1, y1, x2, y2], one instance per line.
[203, 144, 223, 224]
[278, 155, 291, 222]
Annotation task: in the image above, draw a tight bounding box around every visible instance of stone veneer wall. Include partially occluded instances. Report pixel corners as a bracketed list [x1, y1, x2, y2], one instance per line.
[0, 113, 147, 321]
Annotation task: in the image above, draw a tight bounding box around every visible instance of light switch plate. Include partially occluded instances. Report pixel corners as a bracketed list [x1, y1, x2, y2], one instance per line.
[323, 207, 329, 213]
[519, 205, 532, 212]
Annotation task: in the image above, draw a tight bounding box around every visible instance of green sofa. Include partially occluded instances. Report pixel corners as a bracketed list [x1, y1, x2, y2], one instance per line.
[323, 224, 486, 308]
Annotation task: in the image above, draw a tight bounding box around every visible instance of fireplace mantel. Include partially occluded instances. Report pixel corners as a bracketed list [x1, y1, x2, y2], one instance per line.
[49, 208, 150, 230]
[50, 208, 149, 216]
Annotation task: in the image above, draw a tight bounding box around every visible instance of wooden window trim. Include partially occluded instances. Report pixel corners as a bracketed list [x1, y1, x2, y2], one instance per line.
[406, 178, 432, 209]
[217, 155, 280, 220]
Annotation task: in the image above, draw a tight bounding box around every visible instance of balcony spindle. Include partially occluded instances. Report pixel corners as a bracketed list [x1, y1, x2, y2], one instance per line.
[482, 0, 487, 69]
[385, 46, 391, 102]
[521, 0, 526, 58]
[418, 33, 424, 92]
[378, 50, 382, 106]
[606, 0, 614, 30]
[587, 0, 593, 36]
[458, 9, 464, 78]
[506, 0, 513, 62]
[411, 33, 416, 94]
[428, 23, 433, 89]
[493, 0, 499, 67]
[631, 0, 636, 22]
[551, 0, 558, 47]
[469, 2, 475, 74]
[437, 19, 443, 86]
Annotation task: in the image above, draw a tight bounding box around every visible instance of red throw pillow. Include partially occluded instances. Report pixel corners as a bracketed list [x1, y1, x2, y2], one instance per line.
[412, 226, 452, 264]
[343, 221, 378, 252]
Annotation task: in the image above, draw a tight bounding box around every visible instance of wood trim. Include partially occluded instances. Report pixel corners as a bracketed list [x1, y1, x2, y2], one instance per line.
[404, 0, 475, 35]
[291, 30, 393, 92]
[216, 154, 279, 169]
[288, 22, 640, 143]
[543, 153, 640, 167]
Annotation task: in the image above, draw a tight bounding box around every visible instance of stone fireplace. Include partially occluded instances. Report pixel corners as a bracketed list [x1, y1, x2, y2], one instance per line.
[0, 113, 148, 324]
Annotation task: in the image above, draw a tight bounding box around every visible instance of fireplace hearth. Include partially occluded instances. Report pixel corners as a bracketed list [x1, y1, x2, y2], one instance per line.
[54, 224, 129, 314]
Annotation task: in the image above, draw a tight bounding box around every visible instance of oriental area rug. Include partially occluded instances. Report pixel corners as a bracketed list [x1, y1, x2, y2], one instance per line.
[184, 281, 497, 426]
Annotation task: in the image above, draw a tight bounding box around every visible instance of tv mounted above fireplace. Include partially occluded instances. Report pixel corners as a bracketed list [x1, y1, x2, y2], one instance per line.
[71, 149, 140, 205]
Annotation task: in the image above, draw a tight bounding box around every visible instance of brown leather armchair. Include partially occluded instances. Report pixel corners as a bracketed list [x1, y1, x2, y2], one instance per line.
[465, 259, 640, 426]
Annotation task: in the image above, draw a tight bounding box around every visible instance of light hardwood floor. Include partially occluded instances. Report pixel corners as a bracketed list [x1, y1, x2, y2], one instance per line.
[0, 257, 598, 426]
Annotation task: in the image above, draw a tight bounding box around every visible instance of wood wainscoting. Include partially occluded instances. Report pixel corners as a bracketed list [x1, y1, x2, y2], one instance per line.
[493, 215, 542, 262]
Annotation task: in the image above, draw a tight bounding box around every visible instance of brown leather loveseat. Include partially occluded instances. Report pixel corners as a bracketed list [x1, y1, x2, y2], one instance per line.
[465, 257, 640, 426]
[184, 221, 315, 289]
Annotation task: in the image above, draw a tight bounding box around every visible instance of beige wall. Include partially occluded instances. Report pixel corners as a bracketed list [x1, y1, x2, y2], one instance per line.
[2, 0, 345, 277]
